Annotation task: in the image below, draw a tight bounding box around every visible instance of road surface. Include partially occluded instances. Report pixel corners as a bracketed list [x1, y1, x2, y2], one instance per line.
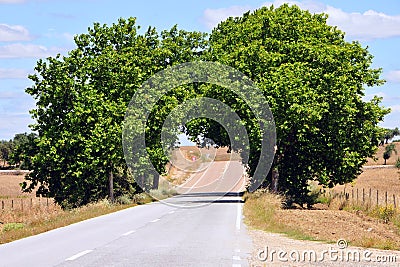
[0, 160, 252, 266]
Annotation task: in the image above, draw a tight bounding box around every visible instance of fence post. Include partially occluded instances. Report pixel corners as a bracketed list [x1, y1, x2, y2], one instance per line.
[356, 188, 359, 205]
[376, 190, 379, 207]
[362, 188, 365, 206]
[30, 198, 33, 208]
[385, 191, 388, 207]
[369, 188, 372, 208]
[21, 199, 23, 211]
[394, 194, 397, 209]
[1, 200, 3, 209]
[352, 188, 354, 204]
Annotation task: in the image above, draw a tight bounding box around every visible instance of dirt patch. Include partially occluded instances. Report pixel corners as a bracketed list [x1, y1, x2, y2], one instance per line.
[366, 143, 399, 166]
[0, 174, 35, 198]
[248, 229, 400, 266]
[274, 208, 400, 249]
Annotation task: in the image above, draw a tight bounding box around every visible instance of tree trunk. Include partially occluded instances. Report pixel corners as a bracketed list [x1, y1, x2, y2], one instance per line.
[384, 158, 387, 165]
[152, 173, 159, 190]
[109, 169, 114, 202]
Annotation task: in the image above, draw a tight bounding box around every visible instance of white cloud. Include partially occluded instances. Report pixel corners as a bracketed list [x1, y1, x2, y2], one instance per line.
[0, 24, 31, 42]
[202, 5, 253, 29]
[202, 0, 400, 40]
[0, 68, 30, 79]
[0, 43, 64, 58]
[385, 70, 400, 83]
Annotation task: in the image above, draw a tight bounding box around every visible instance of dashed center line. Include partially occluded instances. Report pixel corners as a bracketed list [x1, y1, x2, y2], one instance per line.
[236, 203, 242, 231]
[65, 250, 93, 261]
[150, 218, 160, 223]
[168, 210, 175, 214]
[232, 255, 241, 261]
[122, 230, 136, 236]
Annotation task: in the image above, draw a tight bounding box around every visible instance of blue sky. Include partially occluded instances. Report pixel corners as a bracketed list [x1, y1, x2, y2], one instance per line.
[0, 0, 399, 140]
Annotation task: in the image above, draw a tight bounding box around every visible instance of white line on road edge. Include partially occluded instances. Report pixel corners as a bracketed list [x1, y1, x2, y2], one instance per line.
[65, 250, 93, 261]
[232, 256, 241, 260]
[236, 203, 242, 231]
[168, 210, 175, 214]
[122, 230, 136, 236]
[150, 218, 160, 223]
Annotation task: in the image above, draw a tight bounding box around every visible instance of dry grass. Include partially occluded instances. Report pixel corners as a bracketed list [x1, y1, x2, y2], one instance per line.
[243, 189, 320, 242]
[0, 199, 139, 244]
[244, 190, 400, 250]
[0, 174, 35, 198]
[365, 143, 399, 165]
[0, 173, 154, 244]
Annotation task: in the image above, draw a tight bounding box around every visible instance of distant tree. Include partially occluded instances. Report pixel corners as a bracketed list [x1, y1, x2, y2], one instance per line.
[381, 127, 400, 145]
[0, 140, 13, 167]
[383, 143, 397, 165]
[9, 132, 38, 169]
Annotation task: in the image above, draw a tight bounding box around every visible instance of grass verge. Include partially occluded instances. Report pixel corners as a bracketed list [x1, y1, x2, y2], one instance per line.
[243, 189, 323, 242]
[0, 194, 154, 245]
[243, 189, 400, 250]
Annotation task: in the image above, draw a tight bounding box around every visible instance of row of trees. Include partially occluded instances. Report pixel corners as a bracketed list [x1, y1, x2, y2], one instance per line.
[379, 127, 400, 145]
[0, 133, 37, 169]
[22, 5, 390, 207]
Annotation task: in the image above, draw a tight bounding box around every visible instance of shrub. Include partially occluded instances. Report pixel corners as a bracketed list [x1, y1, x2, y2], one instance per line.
[3, 222, 24, 232]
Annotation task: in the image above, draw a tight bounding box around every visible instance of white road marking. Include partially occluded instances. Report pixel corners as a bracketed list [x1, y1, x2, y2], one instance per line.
[232, 255, 241, 261]
[236, 203, 242, 231]
[232, 264, 241, 267]
[234, 248, 241, 253]
[168, 210, 175, 214]
[65, 250, 93, 261]
[122, 230, 136, 236]
[150, 218, 160, 223]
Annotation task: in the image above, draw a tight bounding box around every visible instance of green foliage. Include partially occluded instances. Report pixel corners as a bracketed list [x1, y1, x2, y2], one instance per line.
[379, 127, 399, 145]
[24, 18, 207, 208]
[9, 133, 38, 170]
[383, 143, 397, 165]
[0, 140, 13, 168]
[370, 205, 396, 223]
[24, 5, 389, 208]
[396, 158, 400, 168]
[190, 4, 389, 205]
[3, 223, 25, 232]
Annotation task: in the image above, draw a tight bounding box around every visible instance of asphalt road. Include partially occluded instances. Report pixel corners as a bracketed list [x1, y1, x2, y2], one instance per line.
[0, 160, 252, 267]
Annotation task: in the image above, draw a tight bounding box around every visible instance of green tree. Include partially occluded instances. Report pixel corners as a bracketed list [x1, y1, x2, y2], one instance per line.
[383, 143, 397, 165]
[379, 127, 400, 145]
[24, 18, 207, 208]
[190, 5, 389, 206]
[9, 132, 38, 169]
[0, 140, 13, 167]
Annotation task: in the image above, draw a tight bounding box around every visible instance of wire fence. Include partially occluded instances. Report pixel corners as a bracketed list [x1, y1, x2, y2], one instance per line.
[336, 187, 399, 210]
[0, 197, 58, 212]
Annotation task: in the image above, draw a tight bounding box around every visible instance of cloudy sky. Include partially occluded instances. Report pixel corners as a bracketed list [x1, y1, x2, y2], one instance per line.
[0, 0, 399, 140]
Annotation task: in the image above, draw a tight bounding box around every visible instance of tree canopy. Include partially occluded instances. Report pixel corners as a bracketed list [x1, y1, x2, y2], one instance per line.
[188, 5, 389, 205]
[23, 5, 389, 207]
[24, 18, 207, 208]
